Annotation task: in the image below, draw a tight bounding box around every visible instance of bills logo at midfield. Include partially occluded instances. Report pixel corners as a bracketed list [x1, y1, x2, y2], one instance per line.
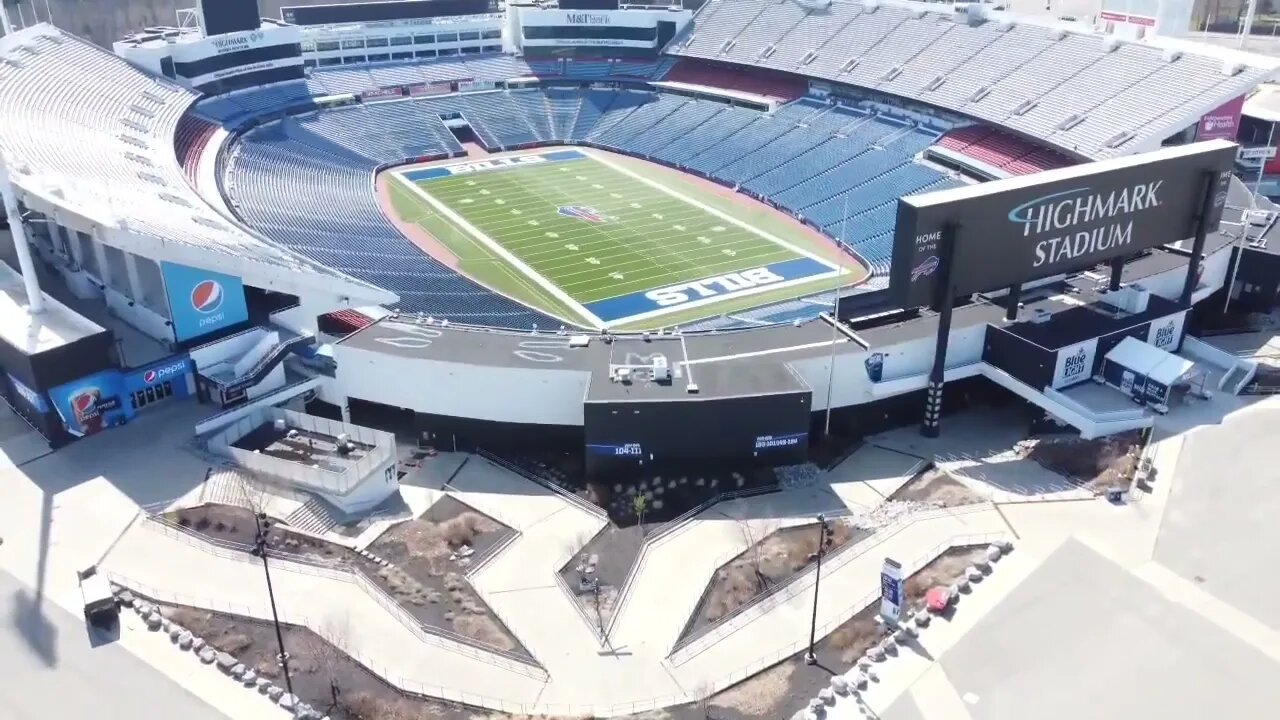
[558, 206, 612, 223]
[191, 279, 224, 314]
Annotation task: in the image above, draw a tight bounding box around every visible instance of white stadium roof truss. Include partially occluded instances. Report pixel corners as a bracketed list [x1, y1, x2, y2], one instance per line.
[0, 24, 394, 307]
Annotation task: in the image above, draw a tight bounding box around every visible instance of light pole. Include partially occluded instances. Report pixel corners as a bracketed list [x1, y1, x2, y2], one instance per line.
[805, 514, 835, 665]
[252, 512, 295, 700]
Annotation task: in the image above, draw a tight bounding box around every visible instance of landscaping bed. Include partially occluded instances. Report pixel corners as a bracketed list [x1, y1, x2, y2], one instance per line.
[164, 503, 352, 565]
[557, 520, 661, 632]
[889, 466, 988, 507]
[703, 544, 991, 720]
[1025, 430, 1144, 492]
[359, 495, 530, 659]
[678, 521, 869, 644]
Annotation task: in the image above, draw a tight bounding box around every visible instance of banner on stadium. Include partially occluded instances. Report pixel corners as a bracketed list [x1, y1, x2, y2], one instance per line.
[1195, 95, 1245, 142]
[407, 82, 453, 97]
[48, 369, 130, 438]
[890, 140, 1238, 309]
[362, 87, 406, 102]
[161, 262, 250, 342]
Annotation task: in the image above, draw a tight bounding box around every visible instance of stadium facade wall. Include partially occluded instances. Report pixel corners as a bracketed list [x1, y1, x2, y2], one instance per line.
[333, 344, 590, 426]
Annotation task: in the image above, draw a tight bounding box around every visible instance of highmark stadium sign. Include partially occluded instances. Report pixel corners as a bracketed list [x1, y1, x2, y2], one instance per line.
[890, 140, 1238, 309]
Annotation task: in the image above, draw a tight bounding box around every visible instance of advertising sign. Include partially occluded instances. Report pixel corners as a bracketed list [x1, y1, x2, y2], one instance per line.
[753, 432, 807, 452]
[48, 370, 130, 437]
[880, 558, 904, 622]
[1146, 312, 1185, 351]
[587, 442, 644, 457]
[890, 141, 1238, 309]
[161, 261, 249, 342]
[7, 373, 48, 414]
[1195, 96, 1245, 142]
[123, 355, 195, 400]
[1051, 338, 1099, 389]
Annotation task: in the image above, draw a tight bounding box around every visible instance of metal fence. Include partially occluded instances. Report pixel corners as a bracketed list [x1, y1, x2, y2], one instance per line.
[136, 514, 547, 677]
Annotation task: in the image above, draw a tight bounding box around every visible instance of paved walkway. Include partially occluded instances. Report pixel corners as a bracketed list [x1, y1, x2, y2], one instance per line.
[95, 442, 1006, 716]
[825, 392, 1280, 720]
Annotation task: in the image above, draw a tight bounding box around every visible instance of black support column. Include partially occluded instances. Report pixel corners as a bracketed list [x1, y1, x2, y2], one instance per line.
[1181, 172, 1220, 306]
[921, 224, 958, 439]
[1108, 257, 1125, 291]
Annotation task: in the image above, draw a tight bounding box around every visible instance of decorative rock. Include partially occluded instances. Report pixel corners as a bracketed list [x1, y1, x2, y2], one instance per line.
[808, 698, 824, 711]
[198, 647, 217, 664]
[986, 544, 1003, 562]
[913, 610, 931, 627]
[974, 557, 992, 573]
[893, 628, 909, 643]
[278, 693, 299, 711]
[955, 574, 971, 591]
[830, 676, 850, 695]
[995, 539, 1013, 553]
[241, 669, 257, 685]
[849, 672, 868, 689]
[144, 613, 163, 631]
[966, 566, 984, 582]
[819, 688, 836, 704]
[168, 626, 182, 641]
[116, 590, 135, 608]
[266, 685, 284, 702]
[215, 651, 238, 672]
[160, 618, 172, 632]
[135, 601, 153, 616]
[191, 637, 206, 652]
[177, 631, 193, 650]
[230, 663, 247, 679]
[868, 646, 886, 662]
[901, 623, 918, 637]
[257, 678, 272, 693]
[856, 656, 872, 670]
[882, 633, 897, 649]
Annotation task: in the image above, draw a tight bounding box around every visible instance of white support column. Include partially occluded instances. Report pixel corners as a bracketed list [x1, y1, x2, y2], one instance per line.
[0, 156, 46, 314]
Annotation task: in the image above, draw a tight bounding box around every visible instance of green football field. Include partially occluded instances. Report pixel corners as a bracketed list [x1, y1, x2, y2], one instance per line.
[386, 148, 863, 329]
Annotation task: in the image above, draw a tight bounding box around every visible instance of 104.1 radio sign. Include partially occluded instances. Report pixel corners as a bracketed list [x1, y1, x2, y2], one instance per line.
[890, 140, 1238, 309]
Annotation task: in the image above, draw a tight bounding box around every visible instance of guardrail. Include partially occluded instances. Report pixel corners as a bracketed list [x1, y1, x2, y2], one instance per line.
[601, 483, 780, 640]
[669, 507, 999, 665]
[137, 513, 547, 677]
[474, 448, 608, 520]
[552, 563, 607, 642]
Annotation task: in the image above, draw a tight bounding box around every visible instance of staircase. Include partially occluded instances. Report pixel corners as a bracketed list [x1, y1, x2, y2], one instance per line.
[201, 467, 256, 508]
[285, 494, 345, 535]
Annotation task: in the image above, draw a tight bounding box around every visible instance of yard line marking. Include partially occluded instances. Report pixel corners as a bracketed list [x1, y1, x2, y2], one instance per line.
[390, 171, 603, 328]
[585, 149, 845, 272]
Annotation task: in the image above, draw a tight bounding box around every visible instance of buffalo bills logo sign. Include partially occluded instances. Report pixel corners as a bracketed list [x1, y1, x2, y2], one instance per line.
[558, 206, 612, 223]
[191, 279, 224, 314]
[911, 256, 940, 281]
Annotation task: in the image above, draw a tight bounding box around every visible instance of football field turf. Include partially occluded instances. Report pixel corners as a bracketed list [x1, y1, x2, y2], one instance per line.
[387, 148, 861, 328]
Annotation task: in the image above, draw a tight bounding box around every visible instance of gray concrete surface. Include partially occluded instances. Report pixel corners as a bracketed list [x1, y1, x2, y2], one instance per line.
[1155, 406, 1280, 631]
[881, 693, 928, 720]
[940, 538, 1280, 720]
[0, 568, 230, 720]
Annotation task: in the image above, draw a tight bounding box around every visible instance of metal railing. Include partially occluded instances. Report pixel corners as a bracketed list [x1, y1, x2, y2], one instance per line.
[137, 513, 547, 676]
[474, 448, 607, 519]
[669, 507, 999, 664]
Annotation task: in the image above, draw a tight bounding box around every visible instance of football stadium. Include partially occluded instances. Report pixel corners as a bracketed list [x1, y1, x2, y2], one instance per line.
[2, 0, 1280, 716]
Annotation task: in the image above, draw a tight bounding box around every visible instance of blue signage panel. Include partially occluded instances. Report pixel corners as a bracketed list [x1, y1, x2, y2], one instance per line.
[754, 432, 807, 452]
[7, 373, 48, 413]
[48, 370, 131, 437]
[587, 442, 644, 457]
[161, 261, 249, 342]
[122, 354, 194, 400]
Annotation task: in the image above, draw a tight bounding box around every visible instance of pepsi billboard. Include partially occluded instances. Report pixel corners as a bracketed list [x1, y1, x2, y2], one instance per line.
[890, 140, 1238, 309]
[48, 369, 130, 437]
[123, 355, 195, 400]
[161, 262, 249, 342]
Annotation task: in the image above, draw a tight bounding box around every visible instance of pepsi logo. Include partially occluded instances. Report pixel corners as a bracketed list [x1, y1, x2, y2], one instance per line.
[191, 279, 224, 314]
[143, 370, 157, 384]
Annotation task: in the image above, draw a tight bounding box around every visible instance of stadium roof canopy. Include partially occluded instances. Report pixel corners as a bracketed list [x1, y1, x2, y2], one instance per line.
[672, 0, 1280, 158]
[0, 24, 394, 306]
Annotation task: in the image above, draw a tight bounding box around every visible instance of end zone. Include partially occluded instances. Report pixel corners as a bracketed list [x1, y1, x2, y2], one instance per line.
[585, 257, 849, 325]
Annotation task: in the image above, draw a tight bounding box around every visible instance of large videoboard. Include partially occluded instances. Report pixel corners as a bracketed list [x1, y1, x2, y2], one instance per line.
[281, 0, 495, 26]
[890, 140, 1238, 309]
